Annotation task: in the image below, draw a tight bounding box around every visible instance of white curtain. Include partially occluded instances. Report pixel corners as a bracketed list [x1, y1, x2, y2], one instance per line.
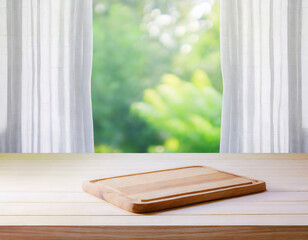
[0, 0, 94, 152]
[220, 0, 308, 153]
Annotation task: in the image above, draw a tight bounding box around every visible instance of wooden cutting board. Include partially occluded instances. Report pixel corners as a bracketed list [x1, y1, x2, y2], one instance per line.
[83, 165, 266, 213]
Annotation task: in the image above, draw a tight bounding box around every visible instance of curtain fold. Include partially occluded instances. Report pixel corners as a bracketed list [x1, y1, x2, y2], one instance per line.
[220, 0, 308, 152]
[0, 0, 94, 152]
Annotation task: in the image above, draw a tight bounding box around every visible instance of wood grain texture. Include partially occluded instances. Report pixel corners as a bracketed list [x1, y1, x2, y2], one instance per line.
[0, 153, 307, 160]
[1, 215, 308, 226]
[0, 153, 307, 239]
[83, 166, 266, 213]
[0, 226, 308, 240]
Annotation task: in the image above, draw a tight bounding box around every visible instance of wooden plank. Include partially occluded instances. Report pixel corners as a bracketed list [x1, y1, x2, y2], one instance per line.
[0, 215, 307, 226]
[0, 153, 307, 161]
[0, 226, 308, 240]
[0, 171, 307, 180]
[0, 191, 307, 203]
[1, 159, 308, 167]
[1, 161, 307, 176]
[0, 182, 306, 192]
[0, 192, 98, 203]
[0, 161, 307, 176]
[0, 168, 306, 180]
[1, 164, 308, 172]
[0, 202, 307, 215]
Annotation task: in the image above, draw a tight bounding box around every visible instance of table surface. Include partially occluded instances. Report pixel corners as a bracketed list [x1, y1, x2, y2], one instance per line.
[0, 153, 307, 239]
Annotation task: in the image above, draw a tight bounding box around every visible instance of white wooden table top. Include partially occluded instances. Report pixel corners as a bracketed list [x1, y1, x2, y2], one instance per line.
[0, 153, 307, 239]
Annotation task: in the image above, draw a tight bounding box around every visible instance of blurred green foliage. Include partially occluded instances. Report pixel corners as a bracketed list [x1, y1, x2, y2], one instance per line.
[92, 0, 222, 153]
[131, 70, 221, 152]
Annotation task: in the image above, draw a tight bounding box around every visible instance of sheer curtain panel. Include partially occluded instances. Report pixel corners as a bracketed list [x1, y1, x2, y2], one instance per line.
[0, 0, 94, 152]
[220, 0, 308, 152]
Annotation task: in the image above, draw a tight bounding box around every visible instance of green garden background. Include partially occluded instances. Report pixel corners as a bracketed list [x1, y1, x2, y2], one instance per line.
[92, 0, 222, 153]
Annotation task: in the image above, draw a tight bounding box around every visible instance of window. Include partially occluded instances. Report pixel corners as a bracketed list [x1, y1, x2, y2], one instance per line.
[92, 0, 222, 153]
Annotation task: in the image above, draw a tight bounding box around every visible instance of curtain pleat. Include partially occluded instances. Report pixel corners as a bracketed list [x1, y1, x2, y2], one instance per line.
[220, 0, 307, 152]
[0, 0, 94, 152]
